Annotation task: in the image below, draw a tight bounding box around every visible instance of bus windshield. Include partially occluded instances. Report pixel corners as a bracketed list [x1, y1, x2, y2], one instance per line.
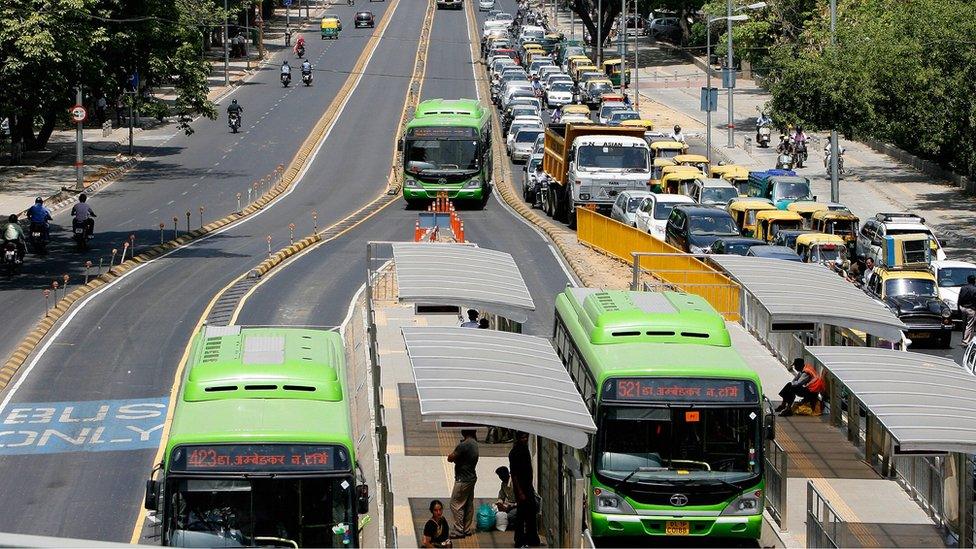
[577, 145, 647, 171]
[406, 139, 480, 175]
[772, 181, 812, 202]
[167, 477, 354, 548]
[596, 406, 761, 483]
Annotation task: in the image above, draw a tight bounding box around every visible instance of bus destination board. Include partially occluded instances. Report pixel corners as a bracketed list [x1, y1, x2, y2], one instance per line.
[604, 377, 758, 403]
[171, 444, 349, 473]
[407, 126, 476, 138]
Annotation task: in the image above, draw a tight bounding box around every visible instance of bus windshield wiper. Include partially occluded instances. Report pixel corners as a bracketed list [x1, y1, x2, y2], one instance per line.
[614, 465, 667, 489]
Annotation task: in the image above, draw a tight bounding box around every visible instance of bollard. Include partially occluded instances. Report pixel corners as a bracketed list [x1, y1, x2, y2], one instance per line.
[185, 211, 191, 233]
[111, 248, 118, 267]
[288, 223, 295, 244]
[122, 241, 130, 262]
[62, 274, 70, 300]
[173, 217, 178, 239]
[98, 257, 104, 276]
[458, 221, 465, 243]
[129, 234, 136, 255]
[52, 281, 59, 305]
[159, 222, 165, 244]
[199, 206, 204, 228]
[267, 235, 272, 257]
[43, 289, 51, 315]
[312, 211, 318, 233]
[247, 187, 252, 205]
[414, 220, 422, 242]
[84, 260, 92, 284]
[237, 192, 242, 213]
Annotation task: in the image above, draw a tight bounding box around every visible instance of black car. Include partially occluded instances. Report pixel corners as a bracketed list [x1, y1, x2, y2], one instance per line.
[665, 205, 740, 254]
[354, 11, 375, 27]
[710, 237, 765, 256]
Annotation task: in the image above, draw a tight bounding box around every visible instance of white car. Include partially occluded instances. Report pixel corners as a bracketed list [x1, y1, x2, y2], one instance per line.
[634, 194, 695, 240]
[933, 260, 976, 319]
[478, 0, 494, 10]
[510, 127, 546, 162]
[546, 81, 574, 108]
[501, 84, 535, 110]
[537, 65, 562, 82]
[544, 72, 573, 90]
[856, 212, 947, 261]
[610, 191, 653, 226]
[598, 103, 628, 125]
[507, 123, 544, 156]
[689, 178, 739, 207]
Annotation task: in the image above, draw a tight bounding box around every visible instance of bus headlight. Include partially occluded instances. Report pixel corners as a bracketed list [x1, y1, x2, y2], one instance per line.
[464, 179, 481, 188]
[404, 179, 420, 189]
[592, 487, 636, 515]
[720, 490, 762, 516]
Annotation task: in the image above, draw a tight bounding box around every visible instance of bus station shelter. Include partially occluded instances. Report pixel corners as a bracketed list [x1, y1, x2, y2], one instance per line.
[805, 346, 976, 545]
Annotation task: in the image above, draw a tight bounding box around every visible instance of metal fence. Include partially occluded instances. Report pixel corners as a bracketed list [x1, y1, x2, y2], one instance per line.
[893, 454, 949, 530]
[806, 481, 844, 548]
[765, 438, 789, 530]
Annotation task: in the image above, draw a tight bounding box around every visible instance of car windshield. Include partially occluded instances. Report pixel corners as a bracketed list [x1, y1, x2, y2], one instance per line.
[528, 158, 542, 171]
[809, 244, 848, 263]
[938, 267, 976, 287]
[767, 219, 802, 237]
[167, 477, 354, 548]
[550, 82, 573, 92]
[590, 83, 612, 94]
[772, 181, 812, 201]
[512, 107, 538, 117]
[824, 219, 856, 237]
[597, 406, 762, 484]
[611, 112, 640, 123]
[689, 214, 739, 236]
[406, 139, 479, 174]
[653, 201, 683, 220]
[701, 187, 738, 204]
[724, 241, 759, 255]
[626, 196, 647, 212]
[885, 278, 937, 297]
[577, 145, 647, 171]
[599, 106, 625, 117]
[516, 130, 543, 143]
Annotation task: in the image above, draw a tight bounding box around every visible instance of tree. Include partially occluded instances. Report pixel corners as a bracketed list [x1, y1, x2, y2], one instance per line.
[565, 0, 624, 54]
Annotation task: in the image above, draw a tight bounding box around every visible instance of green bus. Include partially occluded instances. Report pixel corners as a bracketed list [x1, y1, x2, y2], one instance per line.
[401, 98, 492, 206]
[549, 288, 772, 543]
[144, 326, 369, 547]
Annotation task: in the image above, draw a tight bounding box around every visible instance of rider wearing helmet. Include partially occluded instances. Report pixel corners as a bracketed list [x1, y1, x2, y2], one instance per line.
[2, 214, 26, 261]
[281, 60, 292, 76]
[26, 197, 52, 240]
[669, 125, 686, 144]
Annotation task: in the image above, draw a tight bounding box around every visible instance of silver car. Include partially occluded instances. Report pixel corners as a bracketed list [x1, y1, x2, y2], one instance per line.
[510, 127, 545, 163]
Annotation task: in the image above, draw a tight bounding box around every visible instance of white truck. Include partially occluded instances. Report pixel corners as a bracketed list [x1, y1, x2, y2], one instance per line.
[541, 123, 651, 229]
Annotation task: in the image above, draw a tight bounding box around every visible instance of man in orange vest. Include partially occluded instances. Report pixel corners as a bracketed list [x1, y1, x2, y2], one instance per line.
[775, 358, 824, 416]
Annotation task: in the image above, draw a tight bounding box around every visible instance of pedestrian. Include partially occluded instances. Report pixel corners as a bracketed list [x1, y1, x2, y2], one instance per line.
[285, 27, 293, 46]
[509, 431, 540, 547]
[494, 466, 517, 527]
[447, 429, 479, 539]
[958, 274, 976, 347]
[422, 499, 452, 548]
[478, 318, 490, 329]
[775, 358, 824, 416]
[862, 257, 875, 286]
[460, 309, 480, 328]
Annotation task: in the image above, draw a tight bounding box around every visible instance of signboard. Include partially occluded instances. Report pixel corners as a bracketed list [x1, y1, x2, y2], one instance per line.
[603, 377, 759, 403]
[170, 444, 350, 473]
[700, 87, 718, 112]
[722, 68, 736, 89]
[69, 105, 87, 123]
[407, 126, 477, 138]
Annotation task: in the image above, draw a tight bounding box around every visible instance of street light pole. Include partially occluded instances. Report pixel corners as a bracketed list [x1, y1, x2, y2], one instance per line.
[829, 0, 840, 202]
[706, 16, 713, 164]
[632, 0, 639, 106]
[223, 0, 229, 86]
[725, 0, 734, 147]
[620, 0, 626, 92]
[596, 0, 603, 65]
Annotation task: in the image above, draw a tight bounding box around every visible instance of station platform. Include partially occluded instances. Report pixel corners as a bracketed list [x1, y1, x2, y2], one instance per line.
[728, 323, 947, 547]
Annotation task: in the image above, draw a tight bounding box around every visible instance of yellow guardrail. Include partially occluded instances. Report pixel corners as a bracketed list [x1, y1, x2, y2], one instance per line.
[576, 208, 741, 320]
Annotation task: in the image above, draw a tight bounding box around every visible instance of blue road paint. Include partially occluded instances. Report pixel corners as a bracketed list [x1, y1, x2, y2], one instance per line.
[0, 397, 167, 455]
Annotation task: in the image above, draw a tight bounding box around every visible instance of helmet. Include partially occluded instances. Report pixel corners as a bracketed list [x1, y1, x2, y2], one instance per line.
[231, 99, 238, 105]
[8, 214, 17, 223]
[797, 126, 804, 133]
[283, 60, 290, 65]
[34, 197, 43, 204]
[673, 125, 681, 132]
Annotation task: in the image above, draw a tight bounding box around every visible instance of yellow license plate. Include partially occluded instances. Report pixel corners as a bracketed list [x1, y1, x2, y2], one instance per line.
[665, 521, 690, 536]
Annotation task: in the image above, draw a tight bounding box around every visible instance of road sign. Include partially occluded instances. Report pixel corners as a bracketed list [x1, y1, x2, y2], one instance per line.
[283, 0, 293, 5]
[128, 71, 139, 92]
[69, 105, 87, 123]
[700, 87, 718, 112]
[722, 68, 736, 89]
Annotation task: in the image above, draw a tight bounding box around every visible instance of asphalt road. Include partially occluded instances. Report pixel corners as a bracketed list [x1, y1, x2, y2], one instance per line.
[0, 0, 428, 540]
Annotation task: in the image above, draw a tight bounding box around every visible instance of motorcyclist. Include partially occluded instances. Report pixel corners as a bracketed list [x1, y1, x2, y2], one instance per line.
[791, 125, 808, 149]
[756, 111, 772, 128]
[294, 35, 306, 56]
[1, 214, 26, 262]
[26, 197, 52, 240]
[281, 60, 292, 77]
[71, 193, 96, 238]
[669, 125, 686, 144]
[227, 99, 243, 118]
[531, 76, 543, 97]
[301, 60, 312, 77]
[824, 140, 846, 168]
[551, 107, 561, 124]
[776, 134, 791, 154]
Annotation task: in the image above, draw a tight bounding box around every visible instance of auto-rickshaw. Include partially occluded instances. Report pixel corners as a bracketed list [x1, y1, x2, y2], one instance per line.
[661, 170, 700, 196]
[567, 55, 591, 75]
[562, 104, 590, 117]
[673, 153, 709, 175]
[728, 198, 776, 237]
[599, 93, 626, 107]
[810, 209, 859, 253]
[620, 119, 655, 143]
[573, 63, 600, 83]
[541, 33, 563, 54]
[321, 16, 341, 39]
[649, 158, 675, 191]
[650, 140, 688, 162]
[522, 46, 545, 65]
[754, 210, 805, 243]
[794, 233, 848, 265]
[710, 164, 749, 196]
[787, 201, 829, 229]
[602, 59, 631, 87]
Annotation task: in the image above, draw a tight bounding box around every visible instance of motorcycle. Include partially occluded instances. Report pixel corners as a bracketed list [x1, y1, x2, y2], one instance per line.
[756, 125, 771, 148]
[296, 44, 305, 58]
[776, 151, 794, 170]
[72, 219, 90, 251]
[228, 112, 241, 133]
[29, 222, 48, 255]
[1, 240, 20, 275]
[793, 140, 808, 168]
[825, 146, 845, 177]
[281, 72, 292, 87]
[302, 71, 313, 86]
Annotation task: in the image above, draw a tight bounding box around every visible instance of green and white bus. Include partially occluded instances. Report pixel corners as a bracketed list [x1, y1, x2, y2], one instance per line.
[401, 98, 492, 206]
[549, 288, 772, 543]
[144, 326, 369, 547]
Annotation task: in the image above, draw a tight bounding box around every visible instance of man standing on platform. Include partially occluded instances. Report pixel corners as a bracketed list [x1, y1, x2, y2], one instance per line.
[447, 429, 479, 539]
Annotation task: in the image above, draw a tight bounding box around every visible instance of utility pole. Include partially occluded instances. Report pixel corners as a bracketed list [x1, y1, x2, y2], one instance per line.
[829, 0, 840, 202]
[245, 2, 251, 71]
[223, 0, 230, 86]
[619, 0, 625, 92]
[706, 17, 713, 164]
[725, 0, 734, 147]
[74, 86, 84, 190]
[256, 0, 265, 58]
[596, 0, 603, 65]
[632, 0, 638, 106]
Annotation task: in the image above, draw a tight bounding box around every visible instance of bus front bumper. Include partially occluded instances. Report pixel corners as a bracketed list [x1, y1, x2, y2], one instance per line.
[591, 512, 762, 540]
[403, 185, 483, 201]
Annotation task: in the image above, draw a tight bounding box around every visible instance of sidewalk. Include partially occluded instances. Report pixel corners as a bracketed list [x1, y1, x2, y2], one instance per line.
[0, 4, 324, 221]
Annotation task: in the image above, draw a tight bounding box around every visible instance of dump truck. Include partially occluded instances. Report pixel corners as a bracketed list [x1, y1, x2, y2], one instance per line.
[541, 123, 650, 228]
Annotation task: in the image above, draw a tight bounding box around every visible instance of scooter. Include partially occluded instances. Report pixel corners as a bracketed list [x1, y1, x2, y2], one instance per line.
[281, 72, 291, 88]
[296, 44, 305, 58]
[72, 219, 90, 251]
[302, 71, 313, 86]
[1, 241, 20, 275]
[793, 140, 808, 168]
[228, 113, 241, 133]
[28, 222, 48, 255]
[776, 151, 794, 170]
[756, 125, 771, 148]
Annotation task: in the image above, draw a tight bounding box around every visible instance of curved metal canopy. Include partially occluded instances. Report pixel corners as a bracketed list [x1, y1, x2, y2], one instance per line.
[392, 243, 535, 322]
[807, 346, 976, 454]
[401, 327, 597, 448]
[708, 255, 907, 341]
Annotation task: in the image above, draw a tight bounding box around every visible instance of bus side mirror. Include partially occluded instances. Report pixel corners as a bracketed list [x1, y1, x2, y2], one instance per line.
[765, 414, 776, 440]
[356, 484, 370, 514]
[144, 479, 160, 510]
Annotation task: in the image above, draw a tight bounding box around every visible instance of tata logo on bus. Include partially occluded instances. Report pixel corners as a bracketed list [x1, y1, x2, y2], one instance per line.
[0, 397, 167, 455]
[670, 493, 689, 507]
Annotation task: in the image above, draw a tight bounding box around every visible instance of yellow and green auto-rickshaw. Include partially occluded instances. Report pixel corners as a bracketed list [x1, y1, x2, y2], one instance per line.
[620, 118, 656, 144]
[562, 104, 590, 117]
[567, 55, 592, 76]
[573, 63, 600, 83]
[602, 59, 631, 88]
[650, 140, 688, 162]
[320, 16, 341, 39]
[787, 201, 829, 229]
[661, 169, 701, 196]
[649, 157, 675, 191]
[673, 153, 709, 175]
[710, 164, 749, 196]
[754, 210, 805, 243]
[727, 198, 776, 237]
[794, 233, 848, 265]
[810, 209, 860, 253]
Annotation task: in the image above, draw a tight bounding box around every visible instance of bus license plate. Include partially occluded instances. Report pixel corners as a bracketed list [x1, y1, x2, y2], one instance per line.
[665, 521, 690, 536]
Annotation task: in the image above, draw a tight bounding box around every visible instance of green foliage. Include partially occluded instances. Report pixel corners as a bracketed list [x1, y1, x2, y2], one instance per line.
[0, 0, 219, 150]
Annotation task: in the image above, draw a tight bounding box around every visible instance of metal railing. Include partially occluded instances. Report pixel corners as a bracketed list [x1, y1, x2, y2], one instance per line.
[893, 454, 948, 529]
[765, 438, 789, 530]
[806, 481, 844, 548]
[629, 254, 741, 321]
